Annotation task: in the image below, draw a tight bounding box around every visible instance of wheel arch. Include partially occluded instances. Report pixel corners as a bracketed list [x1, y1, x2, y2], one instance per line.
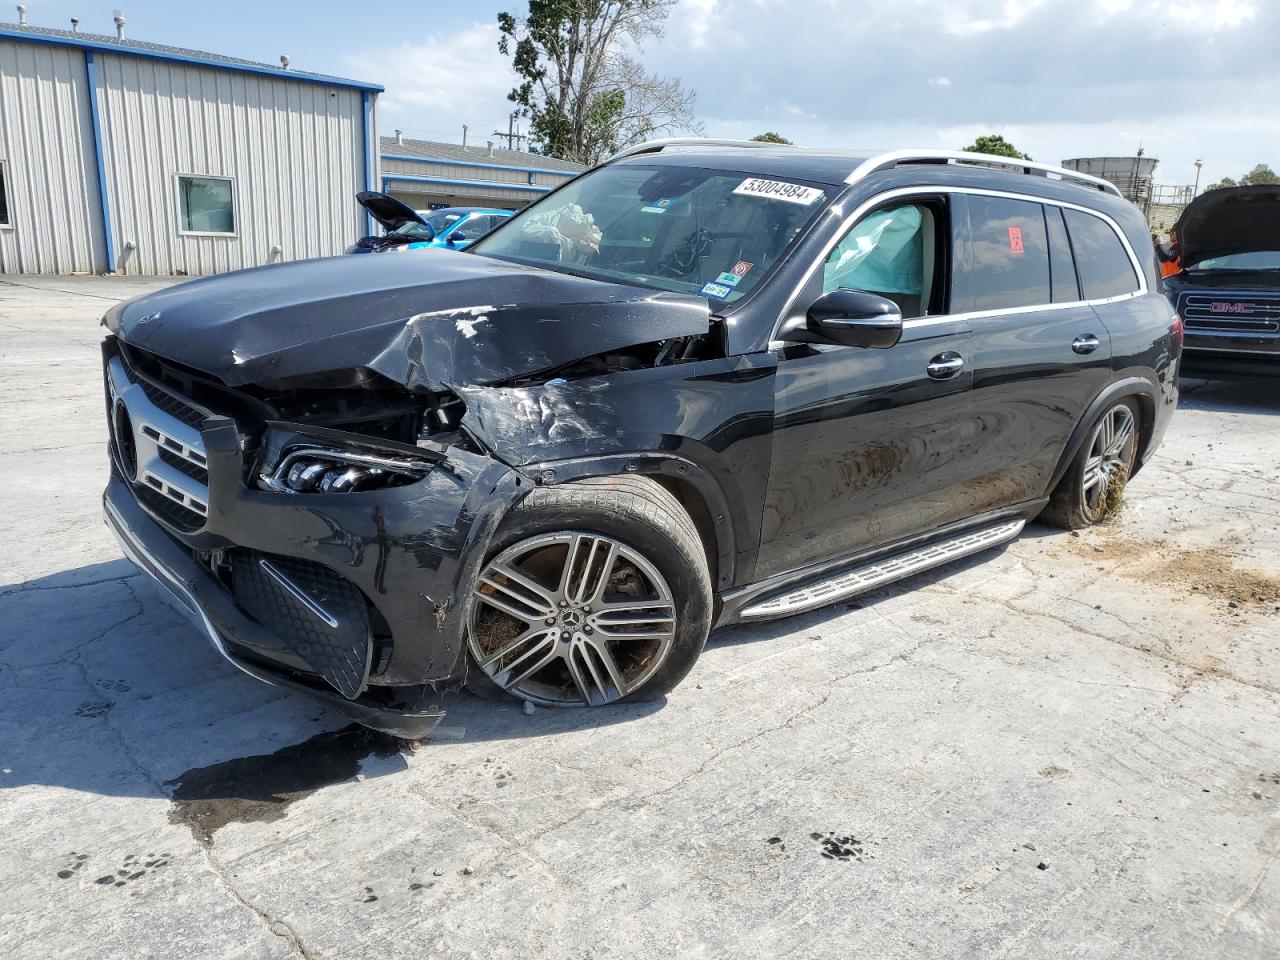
[520, 453, 735, 593]
[1045, 377, 1159, 495]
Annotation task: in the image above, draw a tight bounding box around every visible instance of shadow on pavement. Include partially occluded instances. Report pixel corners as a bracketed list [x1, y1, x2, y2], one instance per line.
[1179, 376, 1280, 415]
[0, 559, 663, 804]
[1, 526, 1040, 806]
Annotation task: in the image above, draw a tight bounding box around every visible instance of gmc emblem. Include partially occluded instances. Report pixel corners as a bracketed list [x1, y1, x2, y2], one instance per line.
[1209, 301, 1254, 314]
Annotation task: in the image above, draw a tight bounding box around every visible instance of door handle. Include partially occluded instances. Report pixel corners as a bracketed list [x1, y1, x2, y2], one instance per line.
[926, 352, 964, 380]
[1072, 334, 1101, 355]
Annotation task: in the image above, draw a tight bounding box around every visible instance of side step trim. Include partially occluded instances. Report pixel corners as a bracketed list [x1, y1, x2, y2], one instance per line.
[739, 518, 1026, 621]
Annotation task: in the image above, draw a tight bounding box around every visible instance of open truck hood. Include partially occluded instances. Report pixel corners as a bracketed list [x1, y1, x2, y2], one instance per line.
[1174, 185, 1280, 268]
[356, 191, 430, 233]
[103, 249, 711, 390]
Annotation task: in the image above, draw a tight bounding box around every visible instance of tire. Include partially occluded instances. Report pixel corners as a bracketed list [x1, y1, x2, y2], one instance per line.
[1040, 398, 1140, 530]
[465, 475, 712, 707]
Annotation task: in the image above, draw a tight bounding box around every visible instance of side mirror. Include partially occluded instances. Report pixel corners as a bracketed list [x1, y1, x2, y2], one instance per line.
[448, 232, 467, 244]
[779, 289, 903, 349]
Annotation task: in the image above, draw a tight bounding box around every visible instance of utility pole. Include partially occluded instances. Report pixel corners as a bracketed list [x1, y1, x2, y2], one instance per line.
[1193, 158, 1203, 198]
[492, 112, 528, 151]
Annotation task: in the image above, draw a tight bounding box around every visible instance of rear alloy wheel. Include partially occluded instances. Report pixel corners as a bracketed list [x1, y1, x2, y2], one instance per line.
[1041, 399, 1139, 529]
[465, 476, 712, 707]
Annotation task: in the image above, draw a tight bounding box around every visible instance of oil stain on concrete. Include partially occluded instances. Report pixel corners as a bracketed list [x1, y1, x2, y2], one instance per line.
[166, 725, 406, 845]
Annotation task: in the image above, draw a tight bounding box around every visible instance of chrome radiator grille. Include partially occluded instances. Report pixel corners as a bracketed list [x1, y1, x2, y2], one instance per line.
[1181, 293, 1280, 334]
[106, 353, 211, 531]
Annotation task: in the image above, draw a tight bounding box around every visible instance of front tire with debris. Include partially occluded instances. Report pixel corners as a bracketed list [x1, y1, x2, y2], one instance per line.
[465, 475, 712, 707]
[1040, 398, 1140, 530]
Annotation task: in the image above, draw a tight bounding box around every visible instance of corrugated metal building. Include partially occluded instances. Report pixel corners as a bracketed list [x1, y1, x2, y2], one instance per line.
[0, 18, 381, 275]
[380, 135, 582, 212]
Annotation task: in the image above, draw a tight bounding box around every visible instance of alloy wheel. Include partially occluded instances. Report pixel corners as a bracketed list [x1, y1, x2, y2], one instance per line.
[468, 532, 677, 707]
[1081, 403, 1136, 512]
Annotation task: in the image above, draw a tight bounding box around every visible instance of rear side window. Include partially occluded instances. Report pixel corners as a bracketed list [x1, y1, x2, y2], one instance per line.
[965, 195, 1051, 311]
[1046, 206, 1080, 302]
[1063, 209, 1139, 300]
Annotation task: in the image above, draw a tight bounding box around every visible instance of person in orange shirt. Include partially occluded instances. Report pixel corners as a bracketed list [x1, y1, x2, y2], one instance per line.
[1156, 228, 1182, 278]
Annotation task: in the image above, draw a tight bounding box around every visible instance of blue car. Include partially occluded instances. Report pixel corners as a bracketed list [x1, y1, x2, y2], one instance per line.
[350, 192, 512, 254]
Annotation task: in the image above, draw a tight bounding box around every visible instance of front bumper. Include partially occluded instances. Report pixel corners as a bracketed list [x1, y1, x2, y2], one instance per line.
[1181, 339, 1280, 379]
[102, 348, 525, 735]
[104, 480, 449, 737]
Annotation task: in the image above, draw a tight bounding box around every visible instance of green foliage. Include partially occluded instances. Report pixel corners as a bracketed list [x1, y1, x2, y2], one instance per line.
[751, 132, 793, 144]
[962, 134, 1032, 161]
[1205, 164, 1277, 191]
[498, 1, 699, 164]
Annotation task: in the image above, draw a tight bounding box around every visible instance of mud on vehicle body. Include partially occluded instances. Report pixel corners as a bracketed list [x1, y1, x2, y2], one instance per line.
[102, 142, 1180, 736]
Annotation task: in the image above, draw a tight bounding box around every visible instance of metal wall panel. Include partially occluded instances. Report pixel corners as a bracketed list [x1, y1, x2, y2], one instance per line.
[380, 155, 572, 189]
[94, 53, 369, 275]
[0, 39, 105, 274]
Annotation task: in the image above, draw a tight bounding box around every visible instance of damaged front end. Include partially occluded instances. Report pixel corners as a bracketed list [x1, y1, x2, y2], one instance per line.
[100, 251, 716, 735]
[101, 336, 526, 738]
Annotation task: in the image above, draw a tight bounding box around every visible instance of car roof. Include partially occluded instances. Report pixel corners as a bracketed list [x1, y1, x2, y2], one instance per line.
[614, 146, 874, 187]
[426, 207, 512, 217]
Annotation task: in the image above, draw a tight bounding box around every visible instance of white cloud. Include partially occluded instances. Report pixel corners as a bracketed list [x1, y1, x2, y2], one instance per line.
[344, 22, 516, 142]
[940, 0, 1052, 36]
[673, 0, 720, 49]
[351, 1, 1276, 190]
[1161, 0, 1257, 32]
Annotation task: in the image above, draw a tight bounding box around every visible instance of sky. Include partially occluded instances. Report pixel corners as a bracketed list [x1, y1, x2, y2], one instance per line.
[10, 0, 1276, 188]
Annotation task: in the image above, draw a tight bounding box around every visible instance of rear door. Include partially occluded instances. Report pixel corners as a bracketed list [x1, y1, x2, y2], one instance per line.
[756, 196, 982, 580]
[956, 194, 1117, 510]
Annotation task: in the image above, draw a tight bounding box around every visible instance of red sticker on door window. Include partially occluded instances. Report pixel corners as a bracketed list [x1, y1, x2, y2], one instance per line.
[1008, 226, 1024, 254]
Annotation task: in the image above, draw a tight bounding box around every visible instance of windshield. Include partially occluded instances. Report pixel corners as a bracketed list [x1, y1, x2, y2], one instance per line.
[425, 212, 464, 235]
[1192, 251, 1280, 271]
[390, 220, 435, 240]
[471, 163, 831, 302]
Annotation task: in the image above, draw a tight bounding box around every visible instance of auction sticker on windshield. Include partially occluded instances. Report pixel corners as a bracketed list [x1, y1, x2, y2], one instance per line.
[733, 178, 823, 205]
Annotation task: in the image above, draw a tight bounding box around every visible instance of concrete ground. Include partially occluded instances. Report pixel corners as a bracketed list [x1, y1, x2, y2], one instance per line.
[2, 275, 1278, 960]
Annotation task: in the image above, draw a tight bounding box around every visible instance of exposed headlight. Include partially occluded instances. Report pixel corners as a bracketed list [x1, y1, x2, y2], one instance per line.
[259, 447, 431, 494]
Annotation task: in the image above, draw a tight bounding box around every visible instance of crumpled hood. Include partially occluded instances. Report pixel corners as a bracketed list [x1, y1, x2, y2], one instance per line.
[1174, 185, 1280, 268]
[104, 250, 710, 389]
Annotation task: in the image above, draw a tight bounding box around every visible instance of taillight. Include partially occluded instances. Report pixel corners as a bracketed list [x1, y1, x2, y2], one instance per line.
[1171, 312, 1183, 345]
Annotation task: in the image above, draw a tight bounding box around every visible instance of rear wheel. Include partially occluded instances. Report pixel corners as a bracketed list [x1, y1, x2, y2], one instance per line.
[1041, 398, 1139, 529]
[465, 476, 712, 706]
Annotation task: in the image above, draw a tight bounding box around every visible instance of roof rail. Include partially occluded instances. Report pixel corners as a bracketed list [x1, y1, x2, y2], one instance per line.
[846, 149, 1124, 197]
[606, 137, 796, 163]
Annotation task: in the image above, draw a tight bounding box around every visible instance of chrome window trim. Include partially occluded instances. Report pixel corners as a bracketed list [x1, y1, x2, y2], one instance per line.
[769, 184, 1148, 348]
[845, 150, 1123, 197]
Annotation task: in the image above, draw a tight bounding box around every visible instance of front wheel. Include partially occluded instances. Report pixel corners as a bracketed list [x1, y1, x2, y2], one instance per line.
[465, 476, 712, 707]
[1040, 398, 1140, 529]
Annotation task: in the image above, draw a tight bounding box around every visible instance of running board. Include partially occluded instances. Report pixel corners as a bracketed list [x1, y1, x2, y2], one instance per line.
[739, 518, 1026, 621]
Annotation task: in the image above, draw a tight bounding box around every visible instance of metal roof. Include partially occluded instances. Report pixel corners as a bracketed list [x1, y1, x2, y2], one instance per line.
[380, 136, 584, 174]
[0, 22, 383, 92]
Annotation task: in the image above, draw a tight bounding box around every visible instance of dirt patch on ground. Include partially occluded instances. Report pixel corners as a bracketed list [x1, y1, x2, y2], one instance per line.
[1067, 534, 1280, 608]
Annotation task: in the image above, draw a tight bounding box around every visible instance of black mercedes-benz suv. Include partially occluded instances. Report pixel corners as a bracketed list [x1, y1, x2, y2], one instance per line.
[1160, 184, 1280, 378]
[101, 142, 1180, 736]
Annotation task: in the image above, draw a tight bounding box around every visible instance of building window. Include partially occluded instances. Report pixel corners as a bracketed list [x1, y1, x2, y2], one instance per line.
[177, 175, 235, 235]
[0, 161, 10, 226]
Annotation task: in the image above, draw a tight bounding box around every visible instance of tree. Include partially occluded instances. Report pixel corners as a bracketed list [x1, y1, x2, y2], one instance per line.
[498, 1, 701, 164]
[1205, 164, 1277, 191]
[751, 132, 793, 144]
[961, 134, 1032, 161]
[1241, 164, 1279, 185]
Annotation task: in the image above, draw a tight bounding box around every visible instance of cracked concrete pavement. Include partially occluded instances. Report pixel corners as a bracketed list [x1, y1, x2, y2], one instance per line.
[1, 275, 1278, 959]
